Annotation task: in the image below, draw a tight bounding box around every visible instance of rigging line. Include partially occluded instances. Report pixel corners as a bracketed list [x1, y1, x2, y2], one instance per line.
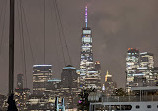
[43, 0, 46, 64]
[0, 0, 7, 56]
[53, 0, 66, 66]
[49, 0, 60, 67]
[49, 0, 61, 70]
[54, 0, 72, 65]
[21, 1, 36, 65]
[19, 0, 27, 88]
[0, 0, 4, 24]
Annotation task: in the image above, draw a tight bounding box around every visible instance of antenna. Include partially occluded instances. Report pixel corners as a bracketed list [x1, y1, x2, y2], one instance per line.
[85, 6, 88, 27]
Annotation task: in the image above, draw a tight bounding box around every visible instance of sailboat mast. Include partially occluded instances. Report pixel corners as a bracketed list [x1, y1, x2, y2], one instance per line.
[9, 0, 15, 95]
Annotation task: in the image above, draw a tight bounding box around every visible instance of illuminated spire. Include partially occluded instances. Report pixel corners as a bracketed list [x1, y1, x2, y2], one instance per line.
[102, 84, 105, 91]
[85, 6, 88, 27]
[105, 70, 112, 82]
[105, 70, 109, 82]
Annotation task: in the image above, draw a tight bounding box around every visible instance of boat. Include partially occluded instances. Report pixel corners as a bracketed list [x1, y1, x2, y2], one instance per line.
[89, 86, 158, 111]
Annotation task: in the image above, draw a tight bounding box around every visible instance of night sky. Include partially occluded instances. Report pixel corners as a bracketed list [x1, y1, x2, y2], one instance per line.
[0, 0, 158, 95]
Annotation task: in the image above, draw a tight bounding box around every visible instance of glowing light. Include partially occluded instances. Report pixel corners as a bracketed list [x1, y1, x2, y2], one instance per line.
[102, 84, 105, 91]
[85, 6, 88, 27]
[78, 100, 82, 103]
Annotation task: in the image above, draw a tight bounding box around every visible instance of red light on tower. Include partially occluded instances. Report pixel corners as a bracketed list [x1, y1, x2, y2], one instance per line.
[95, 61, 100, 64]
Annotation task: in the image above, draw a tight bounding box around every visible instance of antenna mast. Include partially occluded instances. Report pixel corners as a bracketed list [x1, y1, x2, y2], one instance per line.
[9, 0, 15, 95]
[85, 6, 88, 27]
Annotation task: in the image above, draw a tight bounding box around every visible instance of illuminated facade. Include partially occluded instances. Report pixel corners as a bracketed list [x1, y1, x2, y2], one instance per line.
[126, 49, 156, 92]
[33, 65, 52, 95]
[139, 52, 154, 85]
[126, 48, 139, 91]
[80, 26, 93, 87]
[140, 52, 154, 68]
[15, 88, 31, 110]
[15, 74, 31, 110]
[80, 6, 101, 89]
[45, 78, 61, 97]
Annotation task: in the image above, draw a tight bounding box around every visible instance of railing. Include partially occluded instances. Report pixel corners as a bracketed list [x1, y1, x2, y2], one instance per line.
[101, 95, 158, 102]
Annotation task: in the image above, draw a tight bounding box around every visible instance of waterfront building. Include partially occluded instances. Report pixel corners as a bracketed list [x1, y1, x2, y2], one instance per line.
[33, 65, 52, 95]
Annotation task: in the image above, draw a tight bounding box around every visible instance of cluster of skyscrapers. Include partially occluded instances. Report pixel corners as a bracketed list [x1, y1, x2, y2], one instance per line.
[4, 5, 158, 111]
[126, 48, 158, 92]
[11, 6, 119, 110]
[12, 6, 103, 110]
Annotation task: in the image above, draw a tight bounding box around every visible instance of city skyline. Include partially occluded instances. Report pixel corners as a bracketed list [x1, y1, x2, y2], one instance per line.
[0, 0, 158, 95]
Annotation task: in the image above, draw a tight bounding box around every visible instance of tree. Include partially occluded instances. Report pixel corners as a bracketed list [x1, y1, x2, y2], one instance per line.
[77, 88, 96, 111]
[114, 88, 127, 96]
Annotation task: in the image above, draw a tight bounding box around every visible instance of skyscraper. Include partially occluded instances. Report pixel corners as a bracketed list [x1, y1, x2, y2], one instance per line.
[61, 65, 78, 89]
[79, 6, 101, 89]
[80, 6, 93, 87]
[61, 65, 79, 109]
[139, 52, 154, 68]
[33, 65, 52, 95]
[45, 78, 61, 97]
[126, 49, 156, 92]
[139, 52, 154, 85]
[126, 48, 139, 91]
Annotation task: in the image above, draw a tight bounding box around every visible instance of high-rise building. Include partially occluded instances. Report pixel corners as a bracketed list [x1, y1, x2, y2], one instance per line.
[139, 52, 154, 68]
[126, 48, 139, 91]
[80, 6, 101, 90]
[61, 65, 79, 109]
[45, 78, 61, 97]
[33, 65, 52, 95]
[126, 49, 156, 92]
[139, 52, 154, 85]
[104, 70, 117, 96]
